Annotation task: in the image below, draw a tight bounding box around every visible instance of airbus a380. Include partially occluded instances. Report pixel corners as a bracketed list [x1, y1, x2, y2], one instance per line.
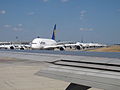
[31, 24, 82, 50]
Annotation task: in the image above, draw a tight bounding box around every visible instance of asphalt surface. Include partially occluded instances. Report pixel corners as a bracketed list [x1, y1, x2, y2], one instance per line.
[0, 58, 69, 90]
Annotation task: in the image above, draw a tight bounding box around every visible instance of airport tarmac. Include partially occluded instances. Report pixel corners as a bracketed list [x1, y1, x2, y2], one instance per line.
[0, 57, 69, 90]
[0, 57, 103, 90]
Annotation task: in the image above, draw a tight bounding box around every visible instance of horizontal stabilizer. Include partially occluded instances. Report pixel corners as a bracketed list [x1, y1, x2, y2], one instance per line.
[36, 58, 120, 90]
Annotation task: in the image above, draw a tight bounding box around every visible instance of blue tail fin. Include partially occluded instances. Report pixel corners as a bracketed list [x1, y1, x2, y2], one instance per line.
[51, 24, 56, 40]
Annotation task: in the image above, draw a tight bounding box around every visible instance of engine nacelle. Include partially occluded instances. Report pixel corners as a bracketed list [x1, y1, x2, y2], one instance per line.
[59, 47, 65, 51]
[20, 47, 24, 50]
[76, 45, 82, 50]
[10, 46, 14, 49]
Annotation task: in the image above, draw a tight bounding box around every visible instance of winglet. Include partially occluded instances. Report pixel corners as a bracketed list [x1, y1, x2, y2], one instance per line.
[51, 24, 56, 40]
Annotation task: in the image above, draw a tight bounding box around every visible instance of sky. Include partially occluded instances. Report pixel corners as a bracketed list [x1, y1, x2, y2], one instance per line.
[0, 0, 120, 44]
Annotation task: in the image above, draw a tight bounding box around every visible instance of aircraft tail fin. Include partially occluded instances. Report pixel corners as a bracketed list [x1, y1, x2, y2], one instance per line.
[51, 24, 56, 40]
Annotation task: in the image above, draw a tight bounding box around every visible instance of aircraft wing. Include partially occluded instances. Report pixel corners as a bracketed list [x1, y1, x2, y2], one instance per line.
[57, 42, 82, 50]
[43, 45, 64, 50]
[44, 45, 58, 49]
[0, 50, 120, 90]
[43, 42, 82, 50]
[36, 56, 120, 90]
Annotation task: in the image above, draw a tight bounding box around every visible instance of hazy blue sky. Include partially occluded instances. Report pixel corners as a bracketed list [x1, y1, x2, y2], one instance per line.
[0, 0, 120, 44]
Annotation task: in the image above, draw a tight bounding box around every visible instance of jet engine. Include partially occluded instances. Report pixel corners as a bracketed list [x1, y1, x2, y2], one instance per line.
[10, 46, 14, 49]
[75, 45, 82, 50]
[59, 47, 65, 51]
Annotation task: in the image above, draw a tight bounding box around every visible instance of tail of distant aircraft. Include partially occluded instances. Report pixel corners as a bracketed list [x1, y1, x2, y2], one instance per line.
[51, 24, 56, 40]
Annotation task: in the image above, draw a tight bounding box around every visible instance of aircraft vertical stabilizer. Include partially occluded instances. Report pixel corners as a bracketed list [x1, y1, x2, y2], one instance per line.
[51, 24, 56, 40]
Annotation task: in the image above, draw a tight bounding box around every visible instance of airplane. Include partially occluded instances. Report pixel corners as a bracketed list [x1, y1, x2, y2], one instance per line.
[0, 42, 30, 50]
[31, 24, 82, 50]
[57, 41, 107, 50]
[77, 42, 107, 49]
[0, 42, 15, 49]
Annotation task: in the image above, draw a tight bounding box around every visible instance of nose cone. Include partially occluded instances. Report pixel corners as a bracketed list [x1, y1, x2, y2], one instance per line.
[31, 38, 41, 49]
[31, 44, 36, 49]
[31, 43, 41, 49]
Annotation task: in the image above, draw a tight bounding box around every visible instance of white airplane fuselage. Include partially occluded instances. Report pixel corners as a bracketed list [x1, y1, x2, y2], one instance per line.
[31, 38, 57, 50]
